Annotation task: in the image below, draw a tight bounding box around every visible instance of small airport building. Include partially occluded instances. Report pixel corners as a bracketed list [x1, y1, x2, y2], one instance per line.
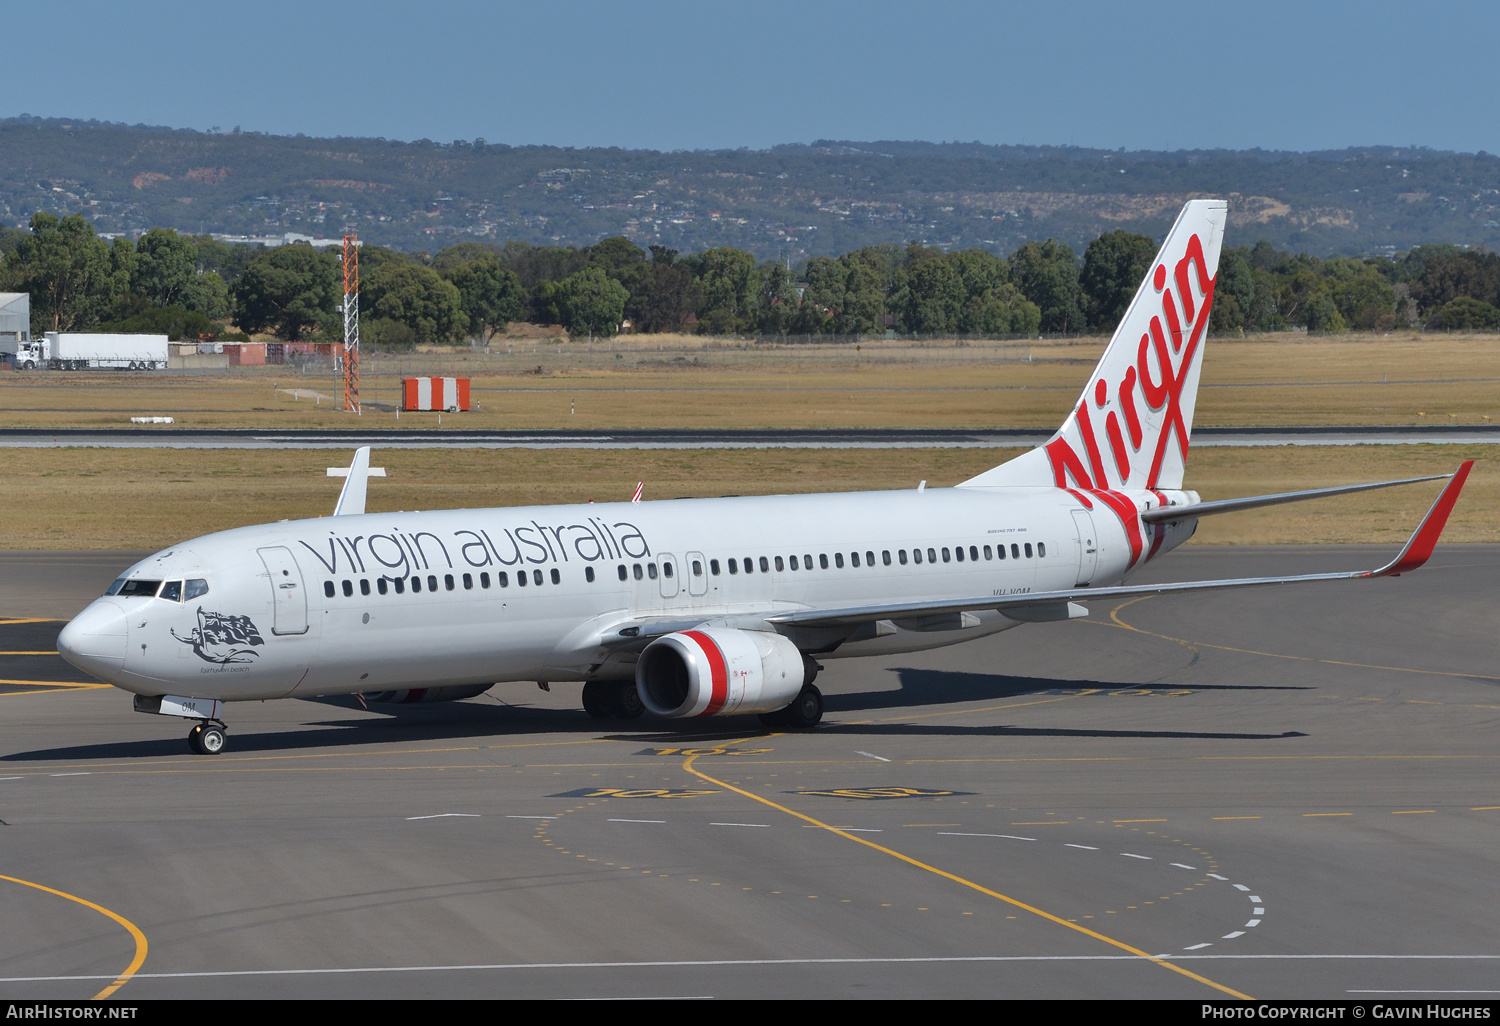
[0, 293, 30, 344]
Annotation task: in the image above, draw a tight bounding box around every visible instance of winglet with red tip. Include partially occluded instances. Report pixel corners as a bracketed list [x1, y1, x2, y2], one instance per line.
[1368, 460, 1473, 578]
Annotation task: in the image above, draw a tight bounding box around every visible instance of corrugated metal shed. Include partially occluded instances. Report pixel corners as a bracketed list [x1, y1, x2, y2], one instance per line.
[0, 293, 30, 340]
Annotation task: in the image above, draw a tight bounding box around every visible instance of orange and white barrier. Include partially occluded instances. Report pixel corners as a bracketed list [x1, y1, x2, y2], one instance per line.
[402, 377, 470, 412]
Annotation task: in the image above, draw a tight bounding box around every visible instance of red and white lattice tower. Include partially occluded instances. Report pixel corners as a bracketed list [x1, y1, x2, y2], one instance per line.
[341, 234, 360, 412]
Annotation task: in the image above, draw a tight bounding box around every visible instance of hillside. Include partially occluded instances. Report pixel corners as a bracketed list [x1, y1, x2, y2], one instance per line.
[3, 117, 1498, 258]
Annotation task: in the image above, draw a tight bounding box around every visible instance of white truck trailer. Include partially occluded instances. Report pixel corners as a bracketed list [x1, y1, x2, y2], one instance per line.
[12, 332, 170, 370]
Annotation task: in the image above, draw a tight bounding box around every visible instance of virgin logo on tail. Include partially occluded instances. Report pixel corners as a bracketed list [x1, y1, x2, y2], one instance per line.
[960, 200, 1228, 569]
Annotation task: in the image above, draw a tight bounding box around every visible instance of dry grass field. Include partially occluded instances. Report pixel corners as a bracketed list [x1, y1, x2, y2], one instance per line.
[2, 444, 1491, 551]
[1, 332, 1496, 431]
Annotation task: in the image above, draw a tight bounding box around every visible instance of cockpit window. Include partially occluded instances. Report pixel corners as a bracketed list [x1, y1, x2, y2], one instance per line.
[116, 579, 163, 598]
[185, 579, 209, 600]
[159, 580, 183, 602]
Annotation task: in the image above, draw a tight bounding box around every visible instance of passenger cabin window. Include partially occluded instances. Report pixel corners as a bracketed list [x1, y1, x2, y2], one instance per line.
[324, 581, 336, 598]
[803, 553, 813, 569]
[394, 576, 406, 594]
[360, 579, 371, 596]
[774, 556, 784, 572]
[913, 549, 922, 565]
[1024, 543, 1033, 558]
[709, 559, 720, 576]
[883, 550, 892, 566]
[759, 557, 769, 572]
[585, 566, 596, 583]
[663, 563, 673, 578]
[462, 573, 473, 590]
[942, 547, 952, 563]
[427, 575, 438, 592]
[866, 550, 875, 566]
[647, 563, 658, 580]
[928, 548, 937, 563]
[1038, 543, 1046, 557]
[834, 553, 844, 569]
[849, 552, 858, 568]
[954, 547, 964, 562]
[411, 576, 422, 593]
[342, 580, 353, 597]
[550, 568, 561, 584]
[898, 550, 908, 565]
[789, 555, 799, 571]
[481, 572, 491, 588]
[378, 578, 389, 595]
[633, 564, 643, 580]
[728, 559, 738, 575]
[984, 545, 992, 559]
[533, 569, 544, 586]
[185, 579, 209, 600]
[497, 572, 508, 588]
[692, 560, 703, 577]
[617, 564, 627, 581]
[444, 574, 455, 591]
[517, 571, 527, 587]
[1011, 543, 1020, 559]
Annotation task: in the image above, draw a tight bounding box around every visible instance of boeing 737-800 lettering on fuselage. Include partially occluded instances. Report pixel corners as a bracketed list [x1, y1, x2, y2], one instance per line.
[57, 201, 1474, 754]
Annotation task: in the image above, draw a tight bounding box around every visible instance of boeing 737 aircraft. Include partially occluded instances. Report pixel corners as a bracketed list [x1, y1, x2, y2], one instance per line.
[57, 200, 1473, 754]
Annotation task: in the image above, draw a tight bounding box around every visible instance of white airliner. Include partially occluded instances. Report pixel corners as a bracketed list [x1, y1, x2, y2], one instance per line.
[57, 201, 1473, 754]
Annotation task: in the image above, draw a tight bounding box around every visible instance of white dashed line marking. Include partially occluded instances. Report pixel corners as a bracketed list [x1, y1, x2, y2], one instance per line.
[0, 777, 22, 781]
[1222, 931, 1245, 939]
[1065, 844, 1098, 850]
[50, 772, 89, 777]
[839, 827, 884, 833]
[711, 823, 769, 828]
[506, 815, 557, 820]
[608, 819, 666, 824]
[1184, 943, 1212, 951]
[855, 751, 890, 762]
[1170, 863, 1196, 870]
[939, 832, 1035, 842]
[1233, 884, 1250, 891]
[1120, 853, 1152, 860]
[1246, 919, 1261, 928]
[406, 813, 479, 820]
[1248, 895, 1262, 903]
[1253, 907, 1265, 915]
[1207, 873, 1228, 881]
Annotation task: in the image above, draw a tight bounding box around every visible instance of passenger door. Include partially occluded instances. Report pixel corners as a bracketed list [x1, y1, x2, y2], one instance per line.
[258, 546, 309, 635]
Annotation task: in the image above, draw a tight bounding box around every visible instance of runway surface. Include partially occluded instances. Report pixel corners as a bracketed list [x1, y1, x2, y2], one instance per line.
[1, 426, 1497, 449]
[0, 545, 1495, 1000]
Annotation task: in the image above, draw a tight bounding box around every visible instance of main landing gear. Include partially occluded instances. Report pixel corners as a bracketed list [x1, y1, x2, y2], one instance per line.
[582, 680, 645, 720]
[758, 684, 823, 730]
[188, 720, 228, 755]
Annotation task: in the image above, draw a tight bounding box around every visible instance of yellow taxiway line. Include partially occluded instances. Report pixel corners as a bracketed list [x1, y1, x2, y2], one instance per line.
[0, 873, 148, 999]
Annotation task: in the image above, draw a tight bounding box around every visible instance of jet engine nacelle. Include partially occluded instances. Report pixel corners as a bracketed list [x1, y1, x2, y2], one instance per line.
[636, 628, 805, 718]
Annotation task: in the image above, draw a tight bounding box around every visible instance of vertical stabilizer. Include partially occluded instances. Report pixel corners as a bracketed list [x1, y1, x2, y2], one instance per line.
[960, 199, 1227, 493]
[329, 447, 386, 516]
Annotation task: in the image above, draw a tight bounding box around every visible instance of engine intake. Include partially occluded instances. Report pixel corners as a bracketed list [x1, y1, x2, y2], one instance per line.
[636, 628, 805, 718]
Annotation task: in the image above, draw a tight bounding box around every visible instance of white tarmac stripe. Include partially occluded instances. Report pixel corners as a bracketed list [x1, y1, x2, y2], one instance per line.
[1120, 853, 1152, 860]
[1254, 908, 1265, 915]
[1249, 895, 1262, 903]
[9, 954, 1496, 984]
[50, 772, 89, 777]
[1246, 920, 1261, 928]
[609, 819, 666, 824]
[505, 815, 557, 820]
[939, 832, 1036, 842]
[406, 814, 479, 820]
[1184, 944, 1212, 951]
[1207, 874, 1228, 881]
[1170, 863, 1196, 870]
[1222, 931, 1245, 939]
[710, 823, 769, 828]
[1065, 844, 1098, 850]
[1233, 884, 1250, 891]
[855, 751, 890, 762]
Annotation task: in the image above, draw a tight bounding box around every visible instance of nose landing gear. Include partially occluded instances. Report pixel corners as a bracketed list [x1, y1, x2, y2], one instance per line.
[188, 720, 228, 755]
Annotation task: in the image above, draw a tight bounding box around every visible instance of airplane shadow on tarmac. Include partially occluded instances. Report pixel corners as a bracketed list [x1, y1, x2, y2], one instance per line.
[3, 666, 1306, 761]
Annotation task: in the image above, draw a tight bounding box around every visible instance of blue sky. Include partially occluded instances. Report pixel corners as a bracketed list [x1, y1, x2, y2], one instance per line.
[6, 0, 1497, 153]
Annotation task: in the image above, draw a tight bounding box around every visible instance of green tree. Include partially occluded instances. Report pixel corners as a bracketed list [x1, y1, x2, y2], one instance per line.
[1431, 296, 1500, 330]
[1080, 230, 1156, 331]
[627, 247, 694, 333]
[363, 261, 466, 344]
[1210, 247, 1255, 333]
[1009, 239, 1085, 333]
[231, 243, 340, 340]
[892, 255, 965, 333]
[691, 247, 760, 332]
[558, 266, 628, 338]
[2, 213, 112, 333]
[446, 257, 526, 342]
[131, 227, 197, 307]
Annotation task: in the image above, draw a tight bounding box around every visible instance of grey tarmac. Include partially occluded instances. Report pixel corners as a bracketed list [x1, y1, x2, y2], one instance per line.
[0, 545, 1495, 1000]
[0, 426, 1497, 450]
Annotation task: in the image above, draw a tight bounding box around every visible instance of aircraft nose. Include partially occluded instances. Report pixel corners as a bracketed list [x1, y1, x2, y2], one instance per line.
[57, 599, 127, 681]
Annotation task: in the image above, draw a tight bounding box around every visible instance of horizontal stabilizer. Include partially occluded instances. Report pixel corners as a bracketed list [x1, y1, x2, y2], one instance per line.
[769, 462, 1472, 630]
[1141, 472, 1454, 523]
